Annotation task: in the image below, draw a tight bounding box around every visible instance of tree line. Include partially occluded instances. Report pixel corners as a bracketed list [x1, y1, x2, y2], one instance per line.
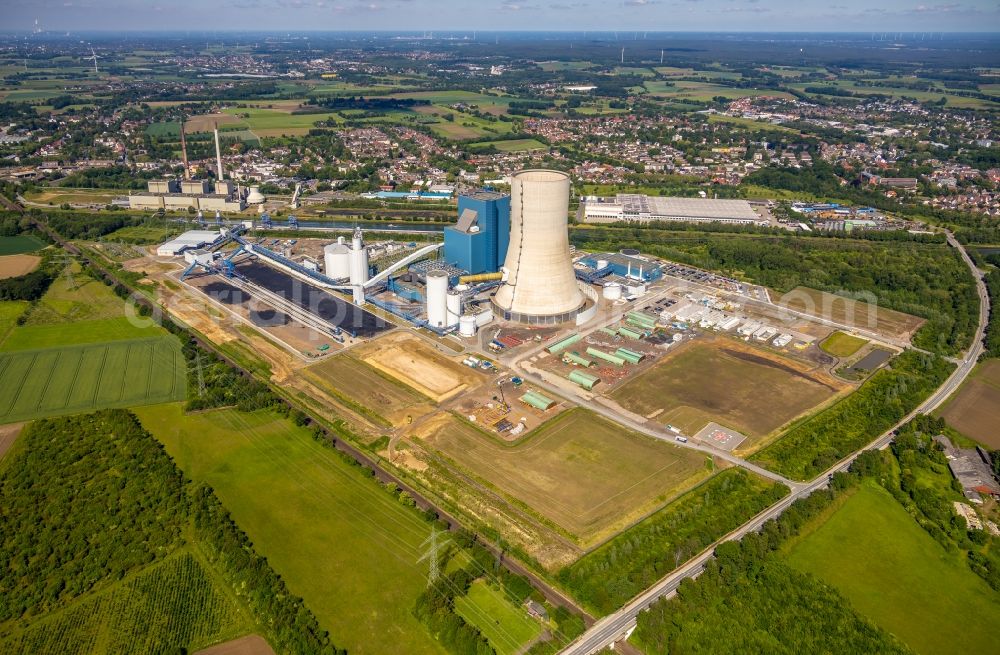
[751, 350, 954, 480]
[631, 458, 913, 655]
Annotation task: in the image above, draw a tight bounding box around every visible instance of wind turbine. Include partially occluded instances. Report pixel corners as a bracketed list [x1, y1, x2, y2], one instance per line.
[87, 46, 99, 75]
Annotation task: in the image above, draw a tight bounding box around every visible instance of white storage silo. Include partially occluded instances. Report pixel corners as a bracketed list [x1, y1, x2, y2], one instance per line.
[426, 270, 450, 328]
[348, 227, 369, 286]
[446, 291, 462, 325]
[459, 315, 477, 337]
[492, 170, 584, 323]
[324, 237, 351, 280]
[603, 282, 622, 300]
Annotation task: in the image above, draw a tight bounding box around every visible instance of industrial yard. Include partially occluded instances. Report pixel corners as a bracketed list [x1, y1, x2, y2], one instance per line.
[115, 166, 920, 571]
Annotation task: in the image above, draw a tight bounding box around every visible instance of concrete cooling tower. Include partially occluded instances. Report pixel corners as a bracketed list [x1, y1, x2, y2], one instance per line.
[492, 170, 585, 324]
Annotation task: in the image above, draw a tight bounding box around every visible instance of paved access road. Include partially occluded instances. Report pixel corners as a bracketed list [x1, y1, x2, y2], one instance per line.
[558, 231, 989, 655]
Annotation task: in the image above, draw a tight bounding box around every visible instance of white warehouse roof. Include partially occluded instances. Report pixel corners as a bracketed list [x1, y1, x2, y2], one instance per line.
[583, 195, 764, 225]
[157, 230, 222, 256]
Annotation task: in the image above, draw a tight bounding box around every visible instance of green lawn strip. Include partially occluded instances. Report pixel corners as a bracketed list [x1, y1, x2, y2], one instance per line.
[820, 331, 869, 357]
[0, 235, 45, 255]
[454, 580, 542, 655]
[0, 301, 28, 344]
[134, 403, 446, 655]
[1, 316, 167, 351]
[784, 483, 1000, 655]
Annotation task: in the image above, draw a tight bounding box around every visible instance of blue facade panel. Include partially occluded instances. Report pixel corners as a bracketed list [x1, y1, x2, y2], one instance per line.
[445, 192, 511, 275]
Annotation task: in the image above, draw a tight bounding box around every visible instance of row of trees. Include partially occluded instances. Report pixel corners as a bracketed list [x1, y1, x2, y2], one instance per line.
[632, 458, 912, 655]
[558, 469, 789, 614]
[751, 351, 954, 480]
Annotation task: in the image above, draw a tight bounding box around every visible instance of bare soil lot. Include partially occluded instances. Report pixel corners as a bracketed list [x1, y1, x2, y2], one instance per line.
[611, 336, 847, 444]
[357, 331, 482, 403]
[938, 359, 1000, 448]
[0, 254, 40, 279]
[194, 635, 275, 655]
[303, 353, 435, 427]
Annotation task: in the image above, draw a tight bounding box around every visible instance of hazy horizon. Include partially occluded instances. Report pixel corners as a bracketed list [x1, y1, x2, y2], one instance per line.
[5, 0, 1000, 34]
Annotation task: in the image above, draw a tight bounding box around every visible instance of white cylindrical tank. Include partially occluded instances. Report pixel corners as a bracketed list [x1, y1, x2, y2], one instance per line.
[426, 270, 450, 328]
[446, 291, 462, 326]
[603, 282, 622, 300]
[596, 259, 609, 270]
[474, 308, 494, 327]
[246, 186, 266, 204]
[459, 315, 477, 337]
[349, 227, 369, 285]
[493, 170, 584, 321]
[324, 238, 351, 280]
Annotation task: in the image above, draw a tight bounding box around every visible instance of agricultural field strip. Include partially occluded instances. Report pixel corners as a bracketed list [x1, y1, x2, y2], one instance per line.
[0, 337, 183, 422]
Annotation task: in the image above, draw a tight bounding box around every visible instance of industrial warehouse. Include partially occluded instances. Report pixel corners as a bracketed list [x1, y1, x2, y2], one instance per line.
[580, 194, 766, 225]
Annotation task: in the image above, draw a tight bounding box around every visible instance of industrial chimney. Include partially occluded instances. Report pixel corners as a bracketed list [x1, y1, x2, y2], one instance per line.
[213, 124, 224, 181]
[492, 169, 584, 323]
[179, 120, 190, 180]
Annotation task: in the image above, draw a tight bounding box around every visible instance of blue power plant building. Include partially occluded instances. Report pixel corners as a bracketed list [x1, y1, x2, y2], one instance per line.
[443, 190, 511, 275]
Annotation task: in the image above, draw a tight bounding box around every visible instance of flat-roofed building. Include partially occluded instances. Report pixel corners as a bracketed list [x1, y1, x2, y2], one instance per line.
[581, 194, 765, 225]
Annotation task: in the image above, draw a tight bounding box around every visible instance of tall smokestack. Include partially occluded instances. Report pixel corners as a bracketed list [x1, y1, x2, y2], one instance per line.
[179, 120, 190, 180]
[213, 124, 224, 181]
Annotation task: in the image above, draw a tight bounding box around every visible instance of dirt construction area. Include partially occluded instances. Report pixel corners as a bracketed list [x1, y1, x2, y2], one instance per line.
[303, 354, 436, 428]
[418, 408, 711, 547]
[0, 254, 40, 279]
[357, 331, 482, 403]
[938, 360, 1000, 448]
[775, 286, 925, 341]
[611, 335, 848, 447]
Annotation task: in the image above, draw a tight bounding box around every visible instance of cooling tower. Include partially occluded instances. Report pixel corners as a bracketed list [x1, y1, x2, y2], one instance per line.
[493, 170, 584, 323]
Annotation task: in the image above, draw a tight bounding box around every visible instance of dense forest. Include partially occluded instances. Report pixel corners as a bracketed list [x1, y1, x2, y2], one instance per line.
[570, 228, 978, 356]
[631, 460, 913, 655]
[751, 351, 954, 480]
[0, 410, 343, 655]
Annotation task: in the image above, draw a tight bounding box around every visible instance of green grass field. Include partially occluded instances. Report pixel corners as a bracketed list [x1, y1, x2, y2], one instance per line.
[784, 483, 1000, 655]
[707, 114, 798, 133]
[455, 580, 542, 655]
[423, 408, 709, 544]
[134, 403, 446, 655]
[1, 316, 167, 351]
[0, 337, 186, 424]
[469, 138, 548, 152]
[101, 223, 181, 245]
[0, 552, 249, 655]
[22, 265, 136, 326]
[0, 235, 45, 255]
[819, 331, 870, 358]
[0, 300, 28, 344]
[221, 107, 342, 136]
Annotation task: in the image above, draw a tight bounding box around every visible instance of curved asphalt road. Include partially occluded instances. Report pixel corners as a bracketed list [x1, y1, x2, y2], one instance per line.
[557, 231, 989, 654]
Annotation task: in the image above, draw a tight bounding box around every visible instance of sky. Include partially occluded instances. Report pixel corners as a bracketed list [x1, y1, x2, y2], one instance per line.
[4, 0, 999, 33]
